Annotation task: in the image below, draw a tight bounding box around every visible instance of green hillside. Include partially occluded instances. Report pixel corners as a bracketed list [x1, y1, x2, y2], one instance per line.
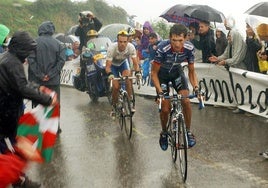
[0, 0, 128, 37]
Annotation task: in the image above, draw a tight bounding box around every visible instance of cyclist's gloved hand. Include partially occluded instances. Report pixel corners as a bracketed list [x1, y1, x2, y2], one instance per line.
[107, 72, 114, 80]
[135, 71, 142, 80]
[158, 91, 164, 99]
[193, 86, 199, 96]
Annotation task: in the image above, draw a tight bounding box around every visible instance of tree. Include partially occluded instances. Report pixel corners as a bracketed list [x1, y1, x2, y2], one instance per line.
[152, 19, 171, 40]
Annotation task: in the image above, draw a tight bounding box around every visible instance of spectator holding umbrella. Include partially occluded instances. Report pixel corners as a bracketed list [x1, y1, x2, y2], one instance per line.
[198, 20, 217, 63]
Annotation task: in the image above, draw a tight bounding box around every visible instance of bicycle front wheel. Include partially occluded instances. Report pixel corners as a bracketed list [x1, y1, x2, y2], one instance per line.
[168, 112, 177, 163]
[122, 92, 133, 139]
[177, 114, 188, 182]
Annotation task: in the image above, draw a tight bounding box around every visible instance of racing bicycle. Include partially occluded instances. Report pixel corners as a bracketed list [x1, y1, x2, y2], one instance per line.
[110, 75, 141, 139]
[158, 81, 204, 182]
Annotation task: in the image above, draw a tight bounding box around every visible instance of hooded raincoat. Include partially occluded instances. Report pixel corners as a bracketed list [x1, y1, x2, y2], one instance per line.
[28, 21, 65, 86]
[0, 31, 52, 149]
[218, 29, 247, 69]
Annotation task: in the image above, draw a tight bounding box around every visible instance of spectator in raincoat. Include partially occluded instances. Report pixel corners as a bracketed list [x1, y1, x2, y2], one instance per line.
[28, 21, 65, 133]
[215, 25, 228, 56]
[0, 31, 58, 187]
[139, 21, 154, 59]
[243, 16, 262, 73]
[0, 24, 10, 53]
[209, 16, 247, 69]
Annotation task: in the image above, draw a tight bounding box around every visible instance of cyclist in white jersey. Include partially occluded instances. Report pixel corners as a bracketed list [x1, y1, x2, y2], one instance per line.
[105, 30, 141, 114]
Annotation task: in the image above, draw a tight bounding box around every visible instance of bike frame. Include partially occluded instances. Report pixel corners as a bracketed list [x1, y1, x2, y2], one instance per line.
[110, 76, 141, 139]
[158, 81, 204, 182]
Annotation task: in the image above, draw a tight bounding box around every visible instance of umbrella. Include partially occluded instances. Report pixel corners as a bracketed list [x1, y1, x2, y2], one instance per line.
[67, 24, 79, 35]
[160, 4, 200, 26]
[184, 4, 225, 23]
[53, 33, 79, 44]
[98, 23, 142, 41]
[245, 2, 268, 18]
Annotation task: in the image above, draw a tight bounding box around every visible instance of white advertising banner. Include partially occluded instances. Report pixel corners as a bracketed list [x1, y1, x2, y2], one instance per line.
[60, 60, 268, 119]
[60, 58, 80, 86]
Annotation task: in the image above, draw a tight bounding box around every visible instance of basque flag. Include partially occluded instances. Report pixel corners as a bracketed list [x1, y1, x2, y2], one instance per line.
[17, 103, 60, 162]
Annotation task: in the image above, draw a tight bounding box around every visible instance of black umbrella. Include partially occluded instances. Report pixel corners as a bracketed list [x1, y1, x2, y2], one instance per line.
[244, 2, 268, 18]
[184, 4, 225, 23]
[160, 4, 200, 26]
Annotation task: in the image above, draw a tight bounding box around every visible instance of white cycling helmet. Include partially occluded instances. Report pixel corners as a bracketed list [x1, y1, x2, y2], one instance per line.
[127, 27, 136, 36]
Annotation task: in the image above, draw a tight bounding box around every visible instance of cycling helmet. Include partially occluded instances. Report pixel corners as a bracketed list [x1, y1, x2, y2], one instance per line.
[87, 29, 98, 37]
[127, 27, 136, 36]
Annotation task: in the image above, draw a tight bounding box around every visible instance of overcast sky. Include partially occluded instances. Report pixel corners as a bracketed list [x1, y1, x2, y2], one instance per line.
[103, 0, 264, 24]
[101, 0, 268, 37]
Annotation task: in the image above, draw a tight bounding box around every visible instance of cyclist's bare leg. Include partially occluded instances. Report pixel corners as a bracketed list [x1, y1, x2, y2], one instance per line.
[160, 99, 171, 131]
[122, 69, 132, 99]
[179, 89, 192, 130]
[112, 80, 120, 106]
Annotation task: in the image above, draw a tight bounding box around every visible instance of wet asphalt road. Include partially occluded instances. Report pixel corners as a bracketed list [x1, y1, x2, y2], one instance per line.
[25, 86, 268, 188]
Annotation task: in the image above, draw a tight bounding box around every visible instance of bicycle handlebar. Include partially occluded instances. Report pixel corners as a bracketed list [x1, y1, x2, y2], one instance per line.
[158, 93, 205, 112]
[109, 76, 141, 90]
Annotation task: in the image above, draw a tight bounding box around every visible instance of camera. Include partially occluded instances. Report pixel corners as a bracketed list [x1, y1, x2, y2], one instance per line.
[79, 11, 93, 26]
[79, 14, 89, 26]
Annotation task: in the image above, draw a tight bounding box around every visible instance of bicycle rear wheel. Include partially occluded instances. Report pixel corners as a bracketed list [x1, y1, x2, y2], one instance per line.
[168, 112, 177, 163]
[118, 109, 124, 130]
[177, 114, 188, 182]
[122, 92, 133, 139]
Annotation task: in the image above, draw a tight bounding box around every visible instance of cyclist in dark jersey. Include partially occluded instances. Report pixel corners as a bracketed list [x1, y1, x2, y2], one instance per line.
[151, 24, 199, 151]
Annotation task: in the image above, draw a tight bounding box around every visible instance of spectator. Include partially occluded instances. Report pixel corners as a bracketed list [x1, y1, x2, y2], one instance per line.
[198, 20, 217, 63]
[209, 17, 247, 114]
[72, 40, 81, 58]
[75, 11, 102, 51]
[0, 30, 58, 188]
[188, 22, 202, 63]
[257, 50, 268, 74]
[209, 16, 247, 69]
[28, 21, 65, 133]
[215, 25, 228, 56]
[65, 47, 75, 61]
[0, 24, 10, 53]
[243, 16, 262, 73]
[148, 32, 160, 61]
[209, 30, 247, 68]
[139, 21, 154, 59]
[134, 35, 142, 60]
